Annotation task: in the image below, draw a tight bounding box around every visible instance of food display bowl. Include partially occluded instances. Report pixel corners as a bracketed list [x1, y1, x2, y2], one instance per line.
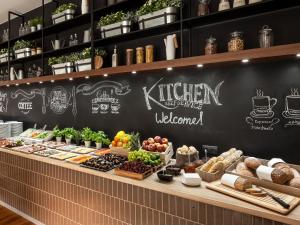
[157, 170, 174, 182]
[166, 165, 181, 176]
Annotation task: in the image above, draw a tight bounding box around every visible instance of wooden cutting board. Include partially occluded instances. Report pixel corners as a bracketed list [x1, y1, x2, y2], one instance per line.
[206, 181, 300, 214]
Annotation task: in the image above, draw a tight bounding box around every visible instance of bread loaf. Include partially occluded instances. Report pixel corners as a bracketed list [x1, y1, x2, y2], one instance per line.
[291, 168, 300, 178]
[256, 165, 289, 184]
[236, 162, 255, 177]
[245, 157, 262, 170]
[200, 157, 217, 172]
[236, 162, 247, 172]
[268, 159, 294, 182]
[234, 177, 252, 191]
[271, 168, 289, 184]
[288, 177, 300, 189]
[208, 161, 224, 173]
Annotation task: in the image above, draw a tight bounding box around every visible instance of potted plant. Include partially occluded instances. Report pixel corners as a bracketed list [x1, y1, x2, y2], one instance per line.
[52, 3, 77, 24]
[92, 131, 111, 149]
[63, 127, 76, 144]
[137, 0, 181, 29]
[81, 127, 94, 147]
[36, 17, 43, 30]
[28, 17, 42, 32]
[74, 47, 107, 72]
[48, 54, 74, 75]
[53, 126, 63, 142]
[13, 40, 32, 59]
[73, 130, 82, 146]
[0, 48, 12, 63]
[97, 11, 133, 38]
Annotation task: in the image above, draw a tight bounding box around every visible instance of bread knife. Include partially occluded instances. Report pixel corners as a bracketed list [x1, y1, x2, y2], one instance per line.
[259, 187, 290, 209]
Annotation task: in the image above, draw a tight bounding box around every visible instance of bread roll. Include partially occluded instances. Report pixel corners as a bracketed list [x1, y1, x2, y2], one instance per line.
[256, 165, 289, 184]
[208, 161, 224, 173]
[273, 163, 294, 182]
[237, 169, 256, 178]
[271, 168, 290, 184]
[245, 157, 262, 170]
[288, 177, 300, 189]
[200, 157, 217, 172]
[234, 177, 252, 191]
[236, 162, 247, 173]
[291, 168, 300, 178]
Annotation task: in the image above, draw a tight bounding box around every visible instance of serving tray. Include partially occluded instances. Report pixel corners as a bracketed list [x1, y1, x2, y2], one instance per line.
[206, 180, 300, 215]
[114, 167, 153, 180]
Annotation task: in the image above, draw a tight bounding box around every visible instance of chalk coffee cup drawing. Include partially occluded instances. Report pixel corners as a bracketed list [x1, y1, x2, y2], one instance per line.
[282, 95, 300, 119]
[250, 95, 277, 118]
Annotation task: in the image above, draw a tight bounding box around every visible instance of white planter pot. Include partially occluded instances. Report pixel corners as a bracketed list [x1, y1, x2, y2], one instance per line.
[52, 62, 74, 75]
[96, 142, 102, 149]
[37, 24, 43, 30]
[81, 0, 89, 14]
[0, 53, 12, 63]
[56, 137, 62, 142]
[138, 7, 178, 30]
[30, 26, 37, 32]
[65, 138, 72, 144]
[52, 9, 75, 24]
[84, 141, 91, 148]
[75, 58, 91, 72]
[14, 48, 31, 59]
[100, 20, 131, 38]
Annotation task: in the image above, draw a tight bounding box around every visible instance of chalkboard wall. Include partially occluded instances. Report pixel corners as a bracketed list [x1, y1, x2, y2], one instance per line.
[1, 59, 300, 163]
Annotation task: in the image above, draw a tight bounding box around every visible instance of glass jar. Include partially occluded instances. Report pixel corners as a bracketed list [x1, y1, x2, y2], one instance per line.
[205, 36, 217, 55]
[198, 0, 210, 16]
[233, 0, 246, 8]
[126, 49, 134, 65]
[259, 25, 273, 48]
[136, 47, 144, 64]
[218, 0, 230, 11]
[145, 45, 154, 63]
[228, 31, 244, 52]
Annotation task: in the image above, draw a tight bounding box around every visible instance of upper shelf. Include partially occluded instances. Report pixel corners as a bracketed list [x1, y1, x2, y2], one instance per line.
[1, 43, 299, 87]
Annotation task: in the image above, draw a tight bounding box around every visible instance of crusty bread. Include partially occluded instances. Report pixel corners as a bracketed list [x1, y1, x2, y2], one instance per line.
[245, 157, 262, 170]
[273, 163, 294, 182]
[200, 157, 217, 172]
[271, 168, 290, 184]
[208, 161, 224, 173]
[237, 169, 256, 178]
[234, 177, 252, 191]
[288, 177, 300, 188]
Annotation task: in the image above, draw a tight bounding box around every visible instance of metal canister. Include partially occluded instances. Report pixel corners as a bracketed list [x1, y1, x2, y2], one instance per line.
[136, 47, 144, 64]
[259, 25, 274, 48]
[145, 45, 154, 63]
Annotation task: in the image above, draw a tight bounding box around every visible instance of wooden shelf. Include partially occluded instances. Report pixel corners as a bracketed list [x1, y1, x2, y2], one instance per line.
[1, 43, 300, 87]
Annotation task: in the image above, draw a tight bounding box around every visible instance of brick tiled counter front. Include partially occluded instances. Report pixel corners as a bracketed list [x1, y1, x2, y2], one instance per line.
[0, 148, 299, 225]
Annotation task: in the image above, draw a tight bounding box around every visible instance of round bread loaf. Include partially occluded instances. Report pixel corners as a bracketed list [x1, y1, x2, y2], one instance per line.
[244, 157, 262, 170]
[291, 168, 300, 178]
[237, 169, 256, 178]
[288, 177, 300, 188]
[271, 168, 290, 184]
[234, 177, 252, 191]
[274, 163, 294, 182]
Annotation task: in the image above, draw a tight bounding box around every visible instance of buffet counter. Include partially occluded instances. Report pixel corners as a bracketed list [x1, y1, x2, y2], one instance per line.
[0, 148, 299, 225]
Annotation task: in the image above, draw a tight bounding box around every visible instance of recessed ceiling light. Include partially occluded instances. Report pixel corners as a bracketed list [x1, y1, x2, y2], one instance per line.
[297, 53, 300, 58]
[6, 85, 9, 87]
[15, 84, 19, 86]
[197, 64, 204, 68]
[69, 77, 73, 81]
[85, 76, 89, 79]
[39, 81, 43, 84]
[167, 67, 173, 71]
[50, 80, 55, 83]
[132, 71, 137, 74]
[242, 58, 249, 63]
[26, 82, 30, 85]
[103, 73, 108, 77]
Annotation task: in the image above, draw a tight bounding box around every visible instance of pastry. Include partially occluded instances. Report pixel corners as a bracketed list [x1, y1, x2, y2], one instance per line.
[234, 177, 252, 191]
[208, 161, 224, 173]
[200, 157, 217, 172]
[288, 177, 300, 189]
[245, 157, 262, 170]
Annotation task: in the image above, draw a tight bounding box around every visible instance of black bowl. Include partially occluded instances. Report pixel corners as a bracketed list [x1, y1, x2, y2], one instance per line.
[166, 165, 181, 176]
[157, 170, 174, 182]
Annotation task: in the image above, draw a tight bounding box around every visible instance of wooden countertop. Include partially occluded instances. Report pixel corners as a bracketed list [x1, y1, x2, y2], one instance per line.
[1, 148, 300, 225]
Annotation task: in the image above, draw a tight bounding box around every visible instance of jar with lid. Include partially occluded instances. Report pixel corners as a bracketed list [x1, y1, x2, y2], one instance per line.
[233, 0, 246, 8]
[259, 25, 273, 48]
[126, 49, 134, 65]
[197, 0, 210, 16]
[136, 47, 144, 64]
[145, 45, 154, 63]
[205, 36, 217, 55]
[218, 0, 230, 11]
[228, 31, 244, 52]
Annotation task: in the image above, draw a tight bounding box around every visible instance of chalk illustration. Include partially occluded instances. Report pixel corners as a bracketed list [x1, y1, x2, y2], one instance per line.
[282, 88, 300, 120]
[246, 89, 279, 130]
[0, 91, 8, 113]
[48, 86, 73, 115]
[11, 88, 46, 114]
[76, 80, 131, 114]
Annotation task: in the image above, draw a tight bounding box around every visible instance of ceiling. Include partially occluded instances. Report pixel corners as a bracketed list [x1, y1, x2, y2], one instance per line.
[0, 0, 51, 25]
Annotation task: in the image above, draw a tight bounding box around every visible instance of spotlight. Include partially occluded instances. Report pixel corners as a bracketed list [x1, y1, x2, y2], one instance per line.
[297, 53, 300, 58]
[69, 77, 73, 81]
[132, 71, 137, 74]
[39, 81, 43, 84]
[85, 76, 90, 79]
[26, 82, 30, 85]
[167, 67, 173, 71]
[50, 80, 55, 83]
[242, 58, 249, 63]
[197, 64, 204, 68]
[103, 73, 108, 77]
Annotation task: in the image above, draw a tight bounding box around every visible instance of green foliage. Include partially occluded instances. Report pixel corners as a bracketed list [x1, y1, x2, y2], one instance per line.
[53, 126, 63, 138]
[92, 131, 111, 145]
[129, 132, 140, 151]
[62, 127, 76, 139]
[73, 130, 82, 144]
[97, 11, 128, 27]
[13, 40, 32, 51]
[52, 3, 77, 15]
[137, 0, 181, 16]
[81, 127, 94, 141]
[78, 47, 107, 60]
[0, 48, 8, 55]
[28, 17, 42, 27]
[48, 53, 79, 66]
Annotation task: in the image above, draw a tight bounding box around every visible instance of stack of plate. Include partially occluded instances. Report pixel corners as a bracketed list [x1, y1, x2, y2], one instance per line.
[6, 121, 23, 137]
[0, 123, 11, 138]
